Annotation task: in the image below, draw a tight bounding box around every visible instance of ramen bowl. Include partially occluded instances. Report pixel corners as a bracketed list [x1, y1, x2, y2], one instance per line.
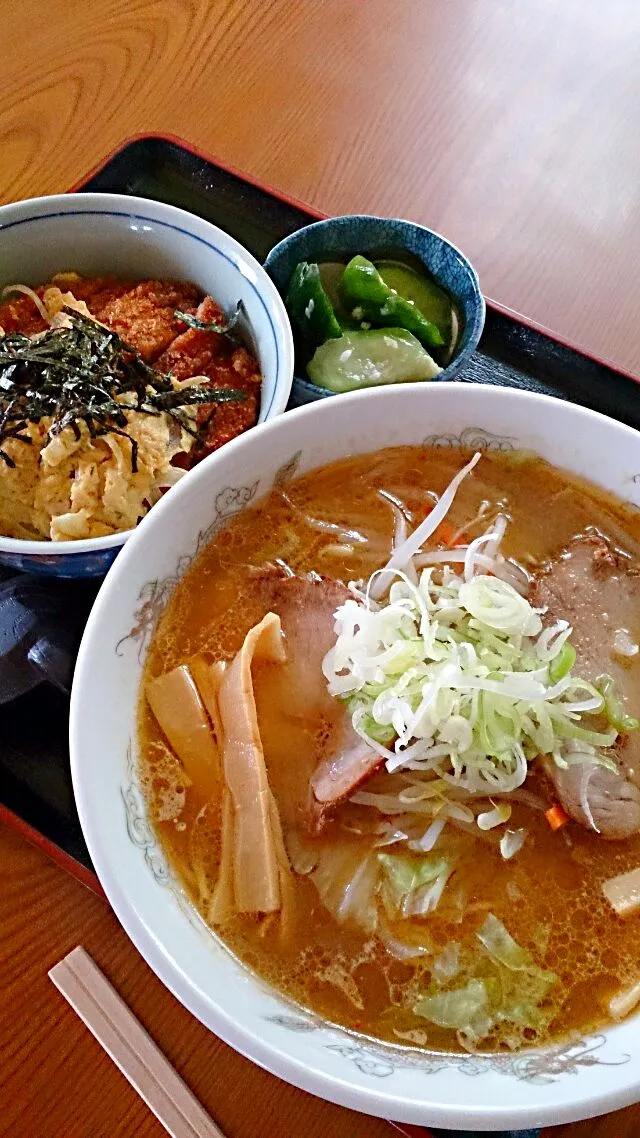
[70, 383, 640, 1130]
[0, 192, 294, 577]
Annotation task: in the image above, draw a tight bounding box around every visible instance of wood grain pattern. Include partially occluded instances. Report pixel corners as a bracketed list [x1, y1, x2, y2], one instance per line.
[1, 822, 639, 1137]
[0, 824, 395, 1138]
[1, 0, 640, 377]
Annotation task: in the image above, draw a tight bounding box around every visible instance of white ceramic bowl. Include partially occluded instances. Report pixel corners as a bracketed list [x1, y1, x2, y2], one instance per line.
[0, 192, 293, 577]
[70, 384, 640, 1131]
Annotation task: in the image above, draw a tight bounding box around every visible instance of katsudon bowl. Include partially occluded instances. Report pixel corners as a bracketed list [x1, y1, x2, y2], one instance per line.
[0, 192, 293, 577]
[70, 384, 640, 1131]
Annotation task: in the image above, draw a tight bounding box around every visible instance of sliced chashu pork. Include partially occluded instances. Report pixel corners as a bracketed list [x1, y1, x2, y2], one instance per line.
[533, 535, 640, 839]
[254, 571, 381, 828]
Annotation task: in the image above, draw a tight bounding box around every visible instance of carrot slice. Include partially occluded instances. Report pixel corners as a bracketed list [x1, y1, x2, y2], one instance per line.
[545, 803, 569, 831]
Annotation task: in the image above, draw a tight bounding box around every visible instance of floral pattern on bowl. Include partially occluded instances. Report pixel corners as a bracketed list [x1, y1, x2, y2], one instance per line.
[423, 426, 516, 452]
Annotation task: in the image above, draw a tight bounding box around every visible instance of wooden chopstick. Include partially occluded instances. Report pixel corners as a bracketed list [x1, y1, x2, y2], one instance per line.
[48, 947, 225, 1138]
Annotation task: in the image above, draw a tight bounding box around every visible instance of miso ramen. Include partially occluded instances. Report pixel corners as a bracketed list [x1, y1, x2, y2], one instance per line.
[138, 446, 640, 1053]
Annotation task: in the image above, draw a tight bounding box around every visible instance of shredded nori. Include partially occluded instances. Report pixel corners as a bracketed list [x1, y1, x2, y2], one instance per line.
[0, 309, 246, 471]
[174, 299, 246, 339]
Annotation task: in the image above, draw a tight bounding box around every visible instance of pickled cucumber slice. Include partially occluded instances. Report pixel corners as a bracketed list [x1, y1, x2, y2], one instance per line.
[307, 327, 442, 393]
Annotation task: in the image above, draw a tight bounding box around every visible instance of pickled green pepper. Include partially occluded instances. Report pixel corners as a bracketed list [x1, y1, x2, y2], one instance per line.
[341, 256, 444, 349]
[285, 262, 342, 345]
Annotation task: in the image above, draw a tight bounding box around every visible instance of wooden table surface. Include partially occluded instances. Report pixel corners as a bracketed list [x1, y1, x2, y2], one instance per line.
[2, 822, 639, 1138]
[2, 1, 640, 1135]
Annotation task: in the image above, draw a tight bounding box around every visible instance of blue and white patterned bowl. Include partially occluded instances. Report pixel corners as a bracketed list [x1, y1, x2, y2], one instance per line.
[264, 214, 485, 405]
[0, 193, 294, 577]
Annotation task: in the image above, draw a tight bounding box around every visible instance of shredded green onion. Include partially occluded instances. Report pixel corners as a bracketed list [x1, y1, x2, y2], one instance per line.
[324, 565, 627, 793]
[549, 641, 576, 683]
[597, 673, 640, 733]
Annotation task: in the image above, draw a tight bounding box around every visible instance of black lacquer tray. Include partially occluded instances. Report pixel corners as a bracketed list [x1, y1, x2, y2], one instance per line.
[2, 132, 639, 886]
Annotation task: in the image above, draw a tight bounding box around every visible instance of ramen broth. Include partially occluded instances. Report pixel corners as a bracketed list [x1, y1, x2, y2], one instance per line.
[139, 446, 640, 1052]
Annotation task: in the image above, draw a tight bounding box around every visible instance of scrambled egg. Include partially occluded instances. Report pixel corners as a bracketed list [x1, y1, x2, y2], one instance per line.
[0, 280, 200, 542]
[0, 274, 262, 543]
[0, 409, 193, 542]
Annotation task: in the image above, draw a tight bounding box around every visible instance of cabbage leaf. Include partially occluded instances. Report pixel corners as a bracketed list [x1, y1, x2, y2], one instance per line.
[414, 978, 489, 1029]
[378, 852, 451, 917]
[414, 913, 558, 1043]
[476, 912, 532, 970]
